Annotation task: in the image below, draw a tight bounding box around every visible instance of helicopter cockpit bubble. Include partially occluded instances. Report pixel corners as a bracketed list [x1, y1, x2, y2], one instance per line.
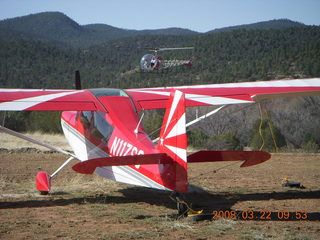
[140, 54, 159, 70]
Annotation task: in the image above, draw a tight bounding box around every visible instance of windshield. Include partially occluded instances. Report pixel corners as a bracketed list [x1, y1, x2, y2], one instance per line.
[89, 89, 129, 98]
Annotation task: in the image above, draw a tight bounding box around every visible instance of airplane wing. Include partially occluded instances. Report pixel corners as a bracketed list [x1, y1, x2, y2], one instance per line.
[126, 78, 320, 110]
[1, 78, 319, 112]
[0, 89, 98, 111]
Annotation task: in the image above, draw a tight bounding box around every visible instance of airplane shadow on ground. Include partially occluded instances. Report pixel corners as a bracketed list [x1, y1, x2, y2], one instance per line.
[1, 185, 319, 221]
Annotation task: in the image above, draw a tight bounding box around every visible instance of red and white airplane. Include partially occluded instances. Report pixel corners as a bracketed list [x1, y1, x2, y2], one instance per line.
[0, 78, 320, 194]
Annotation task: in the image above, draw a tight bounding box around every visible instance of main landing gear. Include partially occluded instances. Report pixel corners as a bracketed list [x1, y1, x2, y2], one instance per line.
[35, 156, 74, 195]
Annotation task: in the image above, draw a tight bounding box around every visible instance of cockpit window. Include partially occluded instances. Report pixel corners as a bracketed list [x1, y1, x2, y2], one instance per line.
[92, 111, 114, 143]
[80, 111, 92, 129]
[89, 89, 129, 98]
[79, 111, 114, 145]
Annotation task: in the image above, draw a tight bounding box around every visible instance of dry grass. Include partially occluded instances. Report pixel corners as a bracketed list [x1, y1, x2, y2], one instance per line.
[0, 135, 319, 239]
[0, 132, 71, 151]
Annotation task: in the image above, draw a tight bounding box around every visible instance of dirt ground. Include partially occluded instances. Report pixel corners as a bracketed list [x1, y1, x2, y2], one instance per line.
[0, 148, 319, 240]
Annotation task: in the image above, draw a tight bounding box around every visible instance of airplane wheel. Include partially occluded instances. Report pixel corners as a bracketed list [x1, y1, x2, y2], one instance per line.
[177, 201, 188, 217]
[36, 171, 51, 193]
[172, 192, 188, 217]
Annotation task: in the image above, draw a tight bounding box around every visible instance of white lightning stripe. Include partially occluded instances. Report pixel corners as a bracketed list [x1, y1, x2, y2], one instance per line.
[0, 89, 76, 92]
[166, 145, 187, 162]
[166, 113, 186, 139]
[185, 93, 252, 105]
[62, 119, 108, 161]
[129, 78, 320, 91]
[134, 90, 251, 106]
[135, 90, 169, 96]
[171, 79, 320, 89]
[164, 90, 182, 134]
[0, 91, 80, 110]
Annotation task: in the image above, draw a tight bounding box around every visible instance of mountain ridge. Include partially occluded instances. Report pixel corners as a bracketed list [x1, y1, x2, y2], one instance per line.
[0, 12, 309, 48]
[208, 19, 305, 33]
[0, 12, 197, 47]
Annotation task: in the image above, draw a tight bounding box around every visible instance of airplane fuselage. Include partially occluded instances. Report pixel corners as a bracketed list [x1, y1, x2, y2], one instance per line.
[61, 88, 177, 191]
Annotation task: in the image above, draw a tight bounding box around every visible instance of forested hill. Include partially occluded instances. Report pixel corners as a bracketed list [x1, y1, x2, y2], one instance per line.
[0, 12, 198, 48]
[0, 13, 319, 90]
[208, 19, 305, 33]
[0, 12, 308, 48]
[1, 26, 319, 89]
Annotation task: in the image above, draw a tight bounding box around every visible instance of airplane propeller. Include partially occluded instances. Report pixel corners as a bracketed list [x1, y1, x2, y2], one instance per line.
[75, 70, 81, 90]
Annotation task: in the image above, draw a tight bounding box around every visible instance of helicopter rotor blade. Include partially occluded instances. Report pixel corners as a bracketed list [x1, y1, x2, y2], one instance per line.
[158, 47, 194, 51]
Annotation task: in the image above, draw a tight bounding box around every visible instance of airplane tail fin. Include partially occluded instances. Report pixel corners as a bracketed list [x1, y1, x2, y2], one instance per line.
[157, 90, 188, 192]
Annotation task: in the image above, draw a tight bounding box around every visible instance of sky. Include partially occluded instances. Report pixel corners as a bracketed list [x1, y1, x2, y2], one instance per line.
[0, 0, 319, 32]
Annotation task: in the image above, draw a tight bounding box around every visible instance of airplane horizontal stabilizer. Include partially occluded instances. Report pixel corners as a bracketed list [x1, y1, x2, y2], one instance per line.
[72, 153, 173, 174]
[187, 150, 271, 167]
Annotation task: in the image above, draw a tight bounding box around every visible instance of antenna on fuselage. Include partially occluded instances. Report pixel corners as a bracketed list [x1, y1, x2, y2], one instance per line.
[75, 70, 82, 90]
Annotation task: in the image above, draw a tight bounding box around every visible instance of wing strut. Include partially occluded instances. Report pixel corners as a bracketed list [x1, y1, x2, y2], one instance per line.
[0, 125, 79, 194]
[186, 105, 227, 129]
[51, 156, 75, 178]
[0, 125, 76, 158]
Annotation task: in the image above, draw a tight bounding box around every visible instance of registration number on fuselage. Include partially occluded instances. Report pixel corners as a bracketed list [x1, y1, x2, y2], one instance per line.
[110, 136, 144, 156]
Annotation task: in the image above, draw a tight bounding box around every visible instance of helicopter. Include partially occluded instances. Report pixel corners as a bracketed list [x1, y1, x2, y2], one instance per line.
[140, 47, 194, 71]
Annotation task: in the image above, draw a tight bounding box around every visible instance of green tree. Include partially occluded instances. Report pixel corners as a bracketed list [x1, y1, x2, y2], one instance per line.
[187, 129, 209, 148]
[206, 133, 241, 150]
[28, 112, 62, 133]
[302, 132, 319, 152]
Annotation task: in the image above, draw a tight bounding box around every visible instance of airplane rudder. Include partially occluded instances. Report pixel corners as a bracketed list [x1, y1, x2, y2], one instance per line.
[158, 90, 187, 154]
[158, 90, 188, 192]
